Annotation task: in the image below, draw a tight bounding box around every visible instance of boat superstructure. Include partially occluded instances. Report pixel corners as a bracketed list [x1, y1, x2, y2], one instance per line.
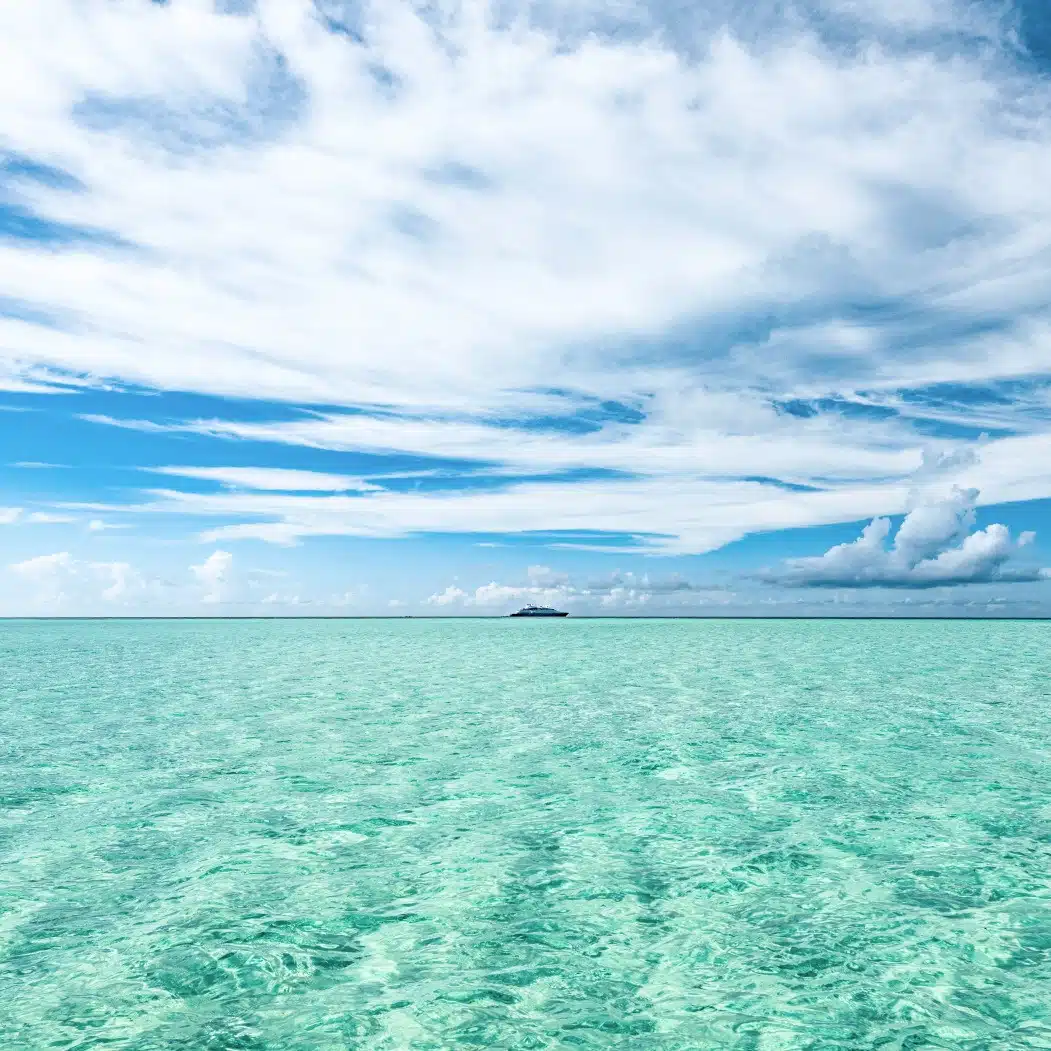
[509, 604, 569, 617]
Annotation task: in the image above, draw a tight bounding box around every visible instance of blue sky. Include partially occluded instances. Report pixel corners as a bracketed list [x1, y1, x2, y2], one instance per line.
[2, 0, 1051, 616]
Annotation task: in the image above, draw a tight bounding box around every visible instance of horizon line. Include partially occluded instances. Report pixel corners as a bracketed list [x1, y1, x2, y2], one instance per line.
[1, 615, 1049, 622]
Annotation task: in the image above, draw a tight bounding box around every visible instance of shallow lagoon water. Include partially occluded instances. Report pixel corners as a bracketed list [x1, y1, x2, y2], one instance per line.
[2, 618, 1051, 1049]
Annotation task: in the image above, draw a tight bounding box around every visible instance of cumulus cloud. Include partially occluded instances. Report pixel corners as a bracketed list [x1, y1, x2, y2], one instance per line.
[422, 565, 733, 611]
[470, 583, 526, 607]
[95, 561, 139, 601]
[4, 546, 363, 614]
[9, 551, 143, 606]
[426, 585, 469, 606]
[769, 488, 1046, 587]
[190, 550, 233, 603]
[600, 587, 652, 610]
[11, 551, 73, 583]
[473, 581, 584, 607]
[526, 565, 569, 587]
[424, 577, 579, 610]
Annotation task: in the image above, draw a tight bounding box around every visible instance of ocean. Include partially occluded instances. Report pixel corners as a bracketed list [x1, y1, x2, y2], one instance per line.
[2, 618, 1050, 1049]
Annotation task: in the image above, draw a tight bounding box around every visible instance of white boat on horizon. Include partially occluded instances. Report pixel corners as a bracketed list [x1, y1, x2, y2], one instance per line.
[509, 604, 569, 618]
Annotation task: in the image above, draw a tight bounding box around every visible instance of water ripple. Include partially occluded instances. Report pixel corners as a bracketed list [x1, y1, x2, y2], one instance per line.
[2, 618, 1051, 1049]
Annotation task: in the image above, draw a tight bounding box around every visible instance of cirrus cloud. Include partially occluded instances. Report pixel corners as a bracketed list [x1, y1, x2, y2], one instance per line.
[3, 0, 1051, 572]
[146, 465, 381, 492]
[2, 0, 1051, 419]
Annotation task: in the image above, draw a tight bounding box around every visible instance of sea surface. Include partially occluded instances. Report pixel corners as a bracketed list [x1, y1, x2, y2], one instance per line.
[2, 618, 1051, 1050]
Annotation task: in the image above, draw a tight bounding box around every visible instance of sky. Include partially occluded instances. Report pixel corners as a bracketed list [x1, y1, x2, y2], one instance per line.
[2, 0, 1051, 616]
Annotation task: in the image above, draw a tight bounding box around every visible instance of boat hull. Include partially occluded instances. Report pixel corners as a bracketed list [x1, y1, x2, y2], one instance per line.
[509, 611, 569, 617]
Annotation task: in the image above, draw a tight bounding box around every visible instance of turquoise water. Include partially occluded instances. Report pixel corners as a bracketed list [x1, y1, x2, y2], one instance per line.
[2, 618, 1051, 1049]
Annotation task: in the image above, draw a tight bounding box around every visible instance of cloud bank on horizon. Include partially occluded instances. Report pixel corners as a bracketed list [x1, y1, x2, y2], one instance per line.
[2, 0, 1051, 612]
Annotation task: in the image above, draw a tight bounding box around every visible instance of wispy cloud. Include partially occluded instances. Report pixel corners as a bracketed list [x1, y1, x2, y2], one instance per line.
[1, 508, 76, 525]
[3, 0, 1051, 571]
[69, 404, 1051, 553]
[24, 511, 76, 524]
[87, 518, 127, 532]
[38, 429, 1051, 555]
[147, 465, 381, 492]
[3, 4, 1051, 409]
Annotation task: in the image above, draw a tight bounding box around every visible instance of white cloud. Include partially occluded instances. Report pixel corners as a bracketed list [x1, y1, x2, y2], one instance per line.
[78, 406, 927, 484]
[7, 0, 1048, 417]
[11, 551, 72, 581]
[0, 8, 1047, 411]
[423, 566, 734, 612]
[63, 416, 1051, 555]
[25, 512, 76, 524]
[526, 565, 569, 587]
[147, 466, 380, 492]
[190, 549, 233, 603]
[600, 587, 652, 610]
[95, 560, 138, 601]
[9, 550, 144, 606]
[42, 424, 1051, 557]
[769, 488, 1046, 587]
[1, 508, 77, 525]
[426, 585, 468, 606]
[426, 579, 579, 609]
[37, 472, 948, 555]
[2, 546, 369, 615]
[327, 589, 357, 607]
[261, 590, 303, 606]
[4, 0, 1051, 556]
[472, 582, 539, 607]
